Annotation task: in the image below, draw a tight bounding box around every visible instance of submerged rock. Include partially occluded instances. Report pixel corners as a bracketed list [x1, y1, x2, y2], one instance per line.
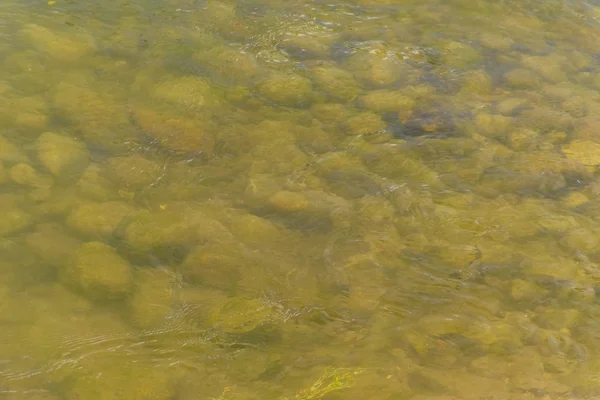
[13, 95, 50, 130]
[0, 135, 27, 164]
[441, 41, 482, 69]
[346, 112, 386, 136]
[20, 23, 96, 62]
[122, 210, 196, 254]
[311, 63, 361, 102]
[0, 207, 32, 237]
[10, 163, 53, 188]
[180, 243, 247, 291]
[66, 361, 176, 400]
[258, 73, 313, 107]
[562, 140, 600, 167]
[67, 201, 138, 238]
[63, 241, 132, 300]
[152, 76, 222, 111]
[347, 48, 409, 86]
[210, 297, 275, 333]
[104, 154, 162, 189]
[193, 46, 260, 83]
[37, 132, 89, 178]
[53, 82, 135, 151]
[129, 267, 174, 329]
[504, 68, 540, 88]
[358, 90, 415, 114]
[133, 107, 215, 154]
[77, 163, 118, 202]
[26, 223, 81, 267]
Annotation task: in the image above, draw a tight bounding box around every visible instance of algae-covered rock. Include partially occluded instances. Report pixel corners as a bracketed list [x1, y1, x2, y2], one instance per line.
[129, 267, 174, 329]
[345, 112, 386, 136]
[0, 134, 27, 164]
[474, 113, 512, 139]
[508, 128, 540, 151]
[312, 64, 361, 102]
[53, 82, 134, 151]
[133, 107, 215, 153]
[258, 73, 313, 106]
[193, 46, 259, 83]
[0, 207, 33, 237]
[480, 32, 514, 50]
[521, 54, 567, 83]
[26, 223, 81, 267]
[460, 70, 492, 95]
[268, 191, 309, 212]
[180, 243, 247, 290]
[122, 210, 197, 254]
[77, 164, 118, 202]
[13, 95, 50, 130]
[67, 362, 176, 400]
[67, 201, 138, 238]
[266, 189, 349, 231]
[152, 76, 222, 111]
[562, 140, 600, 167]
[348, 48, 408, 86]
[504, 68, 539, 88]
[510, 279, 548, 302]
[5, 393, 60, 400]
[0, 161, 6, 184]
[561, 227, 600, 253]
[37, 132, 89, 178]
[496, 97, 528, 116]
[442, 41, 482, 69]
[210, 297, 275, 333]
[104, 154, 161, 189]
[20, 23, 96, 62]
[310, 103, 351, 124]
[226, 212, 285, 250]
[358, 90, 415, 114]
[10, 163, 54, 188]
[536, 308, 581, 330]
[63, 242, 132, 300]
[562, 191, 588, 208]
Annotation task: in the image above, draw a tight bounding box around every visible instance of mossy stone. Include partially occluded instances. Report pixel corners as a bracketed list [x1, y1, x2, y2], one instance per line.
[67, 201, 138, 238]
[152, 76, 222, 111]
[10, 163, 54, 188]
[66, 362, 176, 400]
[442, 41, 482, 69]
[129, 267, 174, 329]
[0, 135, 27, 164]
[563, 140, 600, 167]
[210, 297, 274, 333]
[133, 107, 215, 154]
[26, 223, 81, 267]
[38, 132, 89, 178]
[122, 210, 197, 253]
[561, 228, 600, 253]
[63, 242, 132, 300]
[104, 154, 161, 189]
[359, 90, 415, 114]
[504, 68, 539, 88]
[180, 243, 245, 290]
[312, 64, 361, 102]
[346, 112, 386, 136]
[258, 73, 313, 107]
[20, 23, 96, 62]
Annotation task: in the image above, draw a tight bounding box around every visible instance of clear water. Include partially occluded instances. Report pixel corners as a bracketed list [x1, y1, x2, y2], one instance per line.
[2, 0, 600, 399]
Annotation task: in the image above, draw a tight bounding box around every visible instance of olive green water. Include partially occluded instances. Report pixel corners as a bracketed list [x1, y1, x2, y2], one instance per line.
[3, 0, 600, 399]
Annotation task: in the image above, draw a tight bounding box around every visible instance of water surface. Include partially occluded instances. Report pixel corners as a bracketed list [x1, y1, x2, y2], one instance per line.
[1, 0, 600, 399]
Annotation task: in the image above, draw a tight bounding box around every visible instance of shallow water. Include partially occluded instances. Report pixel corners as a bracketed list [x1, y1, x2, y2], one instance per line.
[2, 0, 600, 399]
